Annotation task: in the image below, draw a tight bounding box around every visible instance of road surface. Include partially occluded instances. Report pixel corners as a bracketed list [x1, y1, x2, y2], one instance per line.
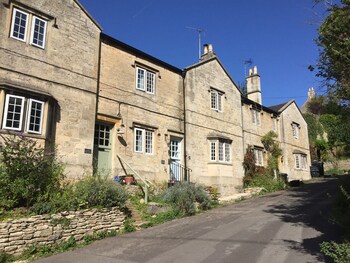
[35, 178, 342, 263]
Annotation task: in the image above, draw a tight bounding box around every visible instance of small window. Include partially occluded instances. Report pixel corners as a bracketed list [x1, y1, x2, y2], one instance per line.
[252, 109, 260, 125]
[26, 99, 44, 134]
[30, 16, 47, 48]
[211, 90, 223, 112]
[10, 8, 28, 42]
[136, 67, 155, 94]
[254, 148, 263, 166]
[210, 139, 231, 163]
[2, 94, 25, 131]
[292, 123, 299, 139]
[134, 127, 154, 154]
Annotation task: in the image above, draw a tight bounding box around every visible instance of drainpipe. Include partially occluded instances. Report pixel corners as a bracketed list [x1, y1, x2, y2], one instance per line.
[182, 70, 188, 181]
[95, 35, 102, 120]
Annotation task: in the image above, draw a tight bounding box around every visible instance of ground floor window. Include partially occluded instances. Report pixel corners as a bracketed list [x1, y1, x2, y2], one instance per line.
[2, 93, 45, 135]
[209, 139, 231, 163]
[254, 148, 263, 166]
[294, 153, 307, 170]
[134, 127, 154, 154]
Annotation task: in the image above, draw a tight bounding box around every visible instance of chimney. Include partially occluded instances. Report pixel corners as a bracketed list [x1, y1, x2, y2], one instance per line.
[308, 87, 316, 100]
[246, 66, 262, 104]
[201, 44, 215, 60]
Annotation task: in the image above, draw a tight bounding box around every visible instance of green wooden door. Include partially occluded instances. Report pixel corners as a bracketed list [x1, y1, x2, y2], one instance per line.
[94, 123, 112, 175]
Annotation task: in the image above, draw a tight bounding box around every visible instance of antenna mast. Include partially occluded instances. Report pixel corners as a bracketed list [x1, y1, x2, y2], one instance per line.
[243, 59, 253, 77]
[186, 27, 205, 60]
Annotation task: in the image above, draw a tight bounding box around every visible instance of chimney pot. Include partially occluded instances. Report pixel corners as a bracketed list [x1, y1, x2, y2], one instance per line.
[208, 44, 213, 53]
[203, 44, 209, 55]
[249, 68, 253, 76]
[253, 66, 258, 75]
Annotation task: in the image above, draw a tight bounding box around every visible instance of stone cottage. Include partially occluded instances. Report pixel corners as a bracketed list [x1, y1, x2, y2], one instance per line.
[0, 0, 311, 197]
[0, 0, 101, 177]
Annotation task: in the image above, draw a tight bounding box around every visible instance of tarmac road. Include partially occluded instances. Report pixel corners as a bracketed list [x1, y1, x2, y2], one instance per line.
[35, 178, 343, 263]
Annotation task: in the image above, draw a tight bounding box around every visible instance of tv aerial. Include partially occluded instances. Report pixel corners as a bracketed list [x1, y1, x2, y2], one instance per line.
[186, 26, 206, 60]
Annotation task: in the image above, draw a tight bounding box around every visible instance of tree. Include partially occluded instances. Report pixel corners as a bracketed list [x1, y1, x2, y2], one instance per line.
[311, 0, 350, 101]
[261, 131, 282, 178]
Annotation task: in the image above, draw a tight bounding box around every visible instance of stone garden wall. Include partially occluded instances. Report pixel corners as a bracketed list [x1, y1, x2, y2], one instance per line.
[0, 207, 126, 255]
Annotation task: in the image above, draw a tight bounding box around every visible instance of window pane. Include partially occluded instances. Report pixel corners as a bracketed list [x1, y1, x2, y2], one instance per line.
[31, 17, 47, 48]
[225, 143, 230, 162]
[219, 141, 224, 161]
[27, 100, 44, 133]
[11, 9, 28, 41]
[94, 124, 111, 147]
[218, 94, 222, 111]
[145, 130, 153, 154]
[137, 68, 145, 90]
[295, 154, 300, 169]
[3, 95, 24, 130]
[210, 142, 216, 161]
[211, 91, 217, 110]
[146, 71, 155, 93]
[135, 129, 143, 152]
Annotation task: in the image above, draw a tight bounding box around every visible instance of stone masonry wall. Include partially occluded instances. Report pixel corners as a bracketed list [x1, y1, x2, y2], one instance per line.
[0, 207, 126, 255]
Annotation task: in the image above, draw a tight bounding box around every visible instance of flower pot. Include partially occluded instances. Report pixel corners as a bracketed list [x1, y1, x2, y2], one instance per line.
[125, 176, 134, 185]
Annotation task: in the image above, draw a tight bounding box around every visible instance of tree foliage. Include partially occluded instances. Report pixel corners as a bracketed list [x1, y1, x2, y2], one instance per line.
[311, 0, 350, 101]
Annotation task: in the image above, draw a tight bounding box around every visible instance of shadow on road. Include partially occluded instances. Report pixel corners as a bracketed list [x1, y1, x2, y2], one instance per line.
[263, 177, 346, 262]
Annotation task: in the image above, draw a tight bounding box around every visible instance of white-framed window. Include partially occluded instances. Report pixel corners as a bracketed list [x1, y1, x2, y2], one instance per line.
[2, 94, 45, 134]
[210, 139, 231, 163]
[295, 154, 307, 170]
[136, 67, 155, 94]
[10, 8, 28, 42]
[210, 141, 216, 161]
[254, 148, 263, 166]
[252, 109, 260, 125]
[10, 8, 47, 48]
[2, 94, 25, 131]
[26, 99, 44, 134]
[211, 90, 223, 112]
[134, 127, 154, 154]
[30, 16, 47, 48]
[292, 123, 299, 139]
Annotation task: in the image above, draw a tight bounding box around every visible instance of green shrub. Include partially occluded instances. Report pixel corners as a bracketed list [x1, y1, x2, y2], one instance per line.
[0, 251, 13, 263]
[0, 135, 64, 210]
[320, 241, 350, 263]
[72, 176, 128, 209]
[162, 182, 211, 216]
[246, 174, 287, 193]
[123, 218, 136, 233]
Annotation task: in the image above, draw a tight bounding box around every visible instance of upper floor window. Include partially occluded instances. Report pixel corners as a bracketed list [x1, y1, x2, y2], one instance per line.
[254, 148, 263, 166]
[2, 94, 45, 135]
[252, 109, 260, 125]
[134, 127, 154, 154]
[136, 67, 155, 94]
[10, 8, 47, 49]
[209, 139, 231, 163]
[210, 89, 223, 112]
[294, 153, 307, 170]
[292, 122, 299, 139]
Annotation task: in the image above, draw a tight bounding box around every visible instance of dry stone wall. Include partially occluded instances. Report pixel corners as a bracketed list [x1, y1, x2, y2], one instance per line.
[0, 207, 126, 255]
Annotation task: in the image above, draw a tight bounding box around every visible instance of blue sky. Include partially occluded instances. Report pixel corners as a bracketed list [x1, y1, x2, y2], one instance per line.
[79, 0, 328, 107]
